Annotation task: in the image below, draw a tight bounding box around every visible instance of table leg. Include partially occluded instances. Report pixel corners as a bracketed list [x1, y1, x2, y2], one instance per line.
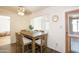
[32, 37, 35, 53]
[40, 35, 47, 53]
[44, 34, 47, 53]
[41, 36, 43, 53]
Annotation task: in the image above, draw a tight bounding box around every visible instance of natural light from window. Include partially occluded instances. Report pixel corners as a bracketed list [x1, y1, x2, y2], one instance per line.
[31, 16, 49, 32]
[72, 19, 79, 32]
[0, 16, 10, 32]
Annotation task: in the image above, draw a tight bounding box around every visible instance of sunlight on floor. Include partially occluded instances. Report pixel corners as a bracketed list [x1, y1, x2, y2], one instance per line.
[0, 36, 11, 46]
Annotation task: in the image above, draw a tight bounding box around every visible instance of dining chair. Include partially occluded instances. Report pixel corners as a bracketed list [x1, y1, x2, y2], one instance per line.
[35, 30, 47, 53]
[16, 32, 32, 53]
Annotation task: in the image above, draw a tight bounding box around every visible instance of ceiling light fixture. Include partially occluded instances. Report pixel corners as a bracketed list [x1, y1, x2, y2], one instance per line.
[17, 6, 25, 16]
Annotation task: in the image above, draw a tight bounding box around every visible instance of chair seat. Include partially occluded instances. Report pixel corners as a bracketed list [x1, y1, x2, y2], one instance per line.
[35, 39, 41, 45]
[23, 37, 32, 45]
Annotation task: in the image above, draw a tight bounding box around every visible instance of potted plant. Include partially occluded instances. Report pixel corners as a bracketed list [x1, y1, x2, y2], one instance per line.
[29, 25, 34, 31]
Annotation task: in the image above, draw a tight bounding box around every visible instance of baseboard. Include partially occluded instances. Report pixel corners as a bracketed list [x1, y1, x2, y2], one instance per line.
[8, 42, 16, 45]
[47, 47, 61, 53]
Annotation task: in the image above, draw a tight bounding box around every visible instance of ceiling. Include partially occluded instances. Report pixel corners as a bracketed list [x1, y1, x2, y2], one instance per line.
[0, 6, 48, 15]
[24, 6, 48, 12]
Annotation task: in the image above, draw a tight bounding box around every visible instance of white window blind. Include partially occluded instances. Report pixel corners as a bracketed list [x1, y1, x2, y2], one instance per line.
[0, 16, 10, 32]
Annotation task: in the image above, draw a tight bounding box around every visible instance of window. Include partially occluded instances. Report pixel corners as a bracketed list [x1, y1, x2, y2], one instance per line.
[72, 19, 79, 32]
[30, 16, 49, 32]
[0, 16, 10, 32]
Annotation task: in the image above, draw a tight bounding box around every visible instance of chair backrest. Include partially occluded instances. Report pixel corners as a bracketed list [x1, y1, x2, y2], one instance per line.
[16, 32, 24, 45]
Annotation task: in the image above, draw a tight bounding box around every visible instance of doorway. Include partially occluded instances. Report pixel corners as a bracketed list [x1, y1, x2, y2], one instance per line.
[65, 9, 79, 53]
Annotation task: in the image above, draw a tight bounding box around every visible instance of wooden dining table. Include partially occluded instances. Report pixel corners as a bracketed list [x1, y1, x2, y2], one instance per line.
[20, 30, 48, 53]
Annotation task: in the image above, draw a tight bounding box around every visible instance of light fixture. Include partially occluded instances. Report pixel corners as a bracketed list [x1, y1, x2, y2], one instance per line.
[17, 6, 25, 16]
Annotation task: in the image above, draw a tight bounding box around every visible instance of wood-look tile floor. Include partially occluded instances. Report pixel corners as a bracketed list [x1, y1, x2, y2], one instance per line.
[0, 43, 59, 53]
[0, 36, 10, 46]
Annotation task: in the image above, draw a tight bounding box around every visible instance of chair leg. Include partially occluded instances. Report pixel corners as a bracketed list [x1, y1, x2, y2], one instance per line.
[22, 45, 24, 53]
[41, 38, 43, 53]
[16, 43, 19, 53]
[27, 45, 29, 51]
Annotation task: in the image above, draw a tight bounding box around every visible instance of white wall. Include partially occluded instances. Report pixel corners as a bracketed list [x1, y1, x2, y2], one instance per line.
[29, 6, 79, 52]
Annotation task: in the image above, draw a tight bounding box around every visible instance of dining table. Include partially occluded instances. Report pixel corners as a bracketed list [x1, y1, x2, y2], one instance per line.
[20, 30, 48, 53]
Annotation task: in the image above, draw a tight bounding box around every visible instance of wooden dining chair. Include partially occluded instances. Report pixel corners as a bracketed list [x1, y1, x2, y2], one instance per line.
[35, 30, 47, 53]
[16, 32, 32, 53]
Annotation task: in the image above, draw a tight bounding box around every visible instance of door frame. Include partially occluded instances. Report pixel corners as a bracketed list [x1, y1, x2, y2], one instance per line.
[65, 9, 79, 53]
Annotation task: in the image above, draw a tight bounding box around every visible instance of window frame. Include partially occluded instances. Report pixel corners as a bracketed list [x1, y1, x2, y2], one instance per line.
[69, 17, 79, 34]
